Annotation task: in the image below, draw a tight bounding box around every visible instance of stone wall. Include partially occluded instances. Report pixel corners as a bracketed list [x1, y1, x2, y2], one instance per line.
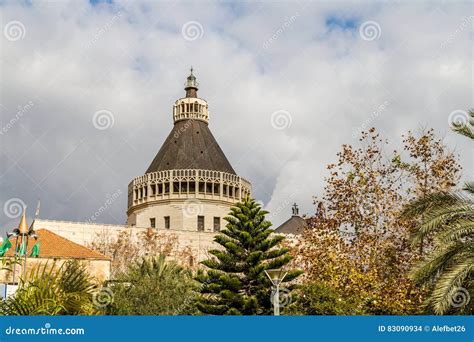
[130, 200, 232, 232]
[35, 219, 218, 264]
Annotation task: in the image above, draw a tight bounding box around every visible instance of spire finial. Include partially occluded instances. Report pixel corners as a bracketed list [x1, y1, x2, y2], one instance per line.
[292, 203, 299, 216]
[18, 208, 29, 235]
[185, 67, 199, 97]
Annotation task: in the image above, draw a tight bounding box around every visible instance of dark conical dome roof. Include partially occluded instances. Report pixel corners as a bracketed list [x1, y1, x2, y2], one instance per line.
[146, 120, 236, 174]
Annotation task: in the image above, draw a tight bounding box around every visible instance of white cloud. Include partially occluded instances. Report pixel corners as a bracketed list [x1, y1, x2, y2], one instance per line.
[0, 1, 472, 231]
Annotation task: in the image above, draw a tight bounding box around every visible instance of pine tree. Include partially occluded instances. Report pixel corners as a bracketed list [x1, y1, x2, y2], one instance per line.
[195, 197, 302, 315]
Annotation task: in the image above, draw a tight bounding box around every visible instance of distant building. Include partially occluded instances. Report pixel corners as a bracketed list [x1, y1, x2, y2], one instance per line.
[274, 203, 308, 236]
[28, 69, 253, 267]
[1, 228, 110, 284]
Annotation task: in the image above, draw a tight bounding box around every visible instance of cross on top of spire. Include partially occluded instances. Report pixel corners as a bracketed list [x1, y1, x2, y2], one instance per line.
[292, 203, 299, 216]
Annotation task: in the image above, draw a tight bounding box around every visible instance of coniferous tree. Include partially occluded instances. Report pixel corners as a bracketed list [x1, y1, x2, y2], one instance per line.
[195, 197, 302, 315]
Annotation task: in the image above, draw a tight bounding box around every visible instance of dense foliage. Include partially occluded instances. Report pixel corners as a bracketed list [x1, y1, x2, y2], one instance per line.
[402, 110, 473, 314]
[195, 197, 302, 315]
[89, 229, 193, 277]
[297, 128, 461, 314]
[1, 260, 97, 315]
[107, 255, 197, 315]
[288, 281, 359, 315]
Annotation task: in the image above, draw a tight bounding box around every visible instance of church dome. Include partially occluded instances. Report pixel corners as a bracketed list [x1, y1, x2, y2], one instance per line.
[146, 118, 235, 174]
[127, 69, 251, 230]
[146, 68, 235, 174]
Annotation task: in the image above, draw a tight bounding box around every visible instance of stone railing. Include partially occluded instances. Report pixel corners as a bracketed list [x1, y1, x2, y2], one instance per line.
[127, 169, 252, 209]
[173, 97, 209, 124]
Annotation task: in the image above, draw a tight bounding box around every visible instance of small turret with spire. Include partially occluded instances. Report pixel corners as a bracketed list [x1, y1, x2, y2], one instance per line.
[184, 67, 199, 98]
[173, 68, 209, 124]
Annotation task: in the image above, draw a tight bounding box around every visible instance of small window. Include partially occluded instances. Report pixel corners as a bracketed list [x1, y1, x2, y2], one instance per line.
[150, 218, 156, 228]
[164, 216, 170, 229]
[213, 217, 220, 232]
[197, 216, 205, 231]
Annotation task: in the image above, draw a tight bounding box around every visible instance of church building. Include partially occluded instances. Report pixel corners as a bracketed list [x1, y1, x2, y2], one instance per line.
[33, 70, 253, 265]
[127, 69, 251, 231]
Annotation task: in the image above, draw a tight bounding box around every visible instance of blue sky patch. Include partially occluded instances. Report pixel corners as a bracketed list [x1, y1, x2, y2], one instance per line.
[325, 15, 358, 31]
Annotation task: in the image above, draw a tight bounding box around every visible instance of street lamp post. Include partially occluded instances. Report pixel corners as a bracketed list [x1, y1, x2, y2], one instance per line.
[264, 268, 287, 316]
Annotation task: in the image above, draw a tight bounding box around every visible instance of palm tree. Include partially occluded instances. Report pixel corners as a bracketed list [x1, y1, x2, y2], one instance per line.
[1, 260, 97, 315]
[107, 255, 197, 315]
[453, 109, 474, 140]
[402, 109, 473, 314]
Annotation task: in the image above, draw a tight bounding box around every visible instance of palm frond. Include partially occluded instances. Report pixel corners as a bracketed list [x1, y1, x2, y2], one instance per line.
[430, 259, 473, 314]
[1, 260, 97, 316]
[410, 242, 466, 285]
[463, 182, 474, 198]
[411, 203, 473, 245]
[452, 109, 474, 140]
[401, 192, 460, 219]
[436, 220, 474, 243]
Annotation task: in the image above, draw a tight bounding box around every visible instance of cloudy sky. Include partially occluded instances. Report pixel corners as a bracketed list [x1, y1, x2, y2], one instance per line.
[0, 0, 472, 233]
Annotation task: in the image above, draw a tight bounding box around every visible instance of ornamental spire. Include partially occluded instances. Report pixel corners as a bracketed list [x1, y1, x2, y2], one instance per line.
[185, 66, 199, 98]
[18, 209, 29, 234]
[292, 203, 299, 216]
